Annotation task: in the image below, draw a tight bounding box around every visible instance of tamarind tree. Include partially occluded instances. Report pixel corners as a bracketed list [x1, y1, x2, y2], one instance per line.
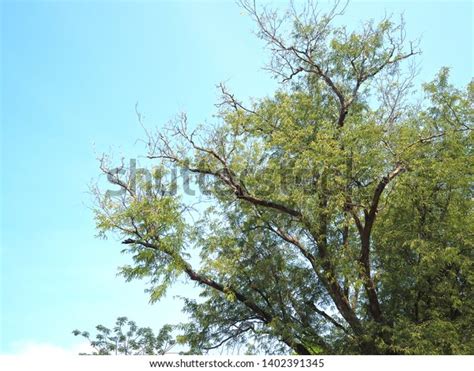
[91, 1, 473, 354]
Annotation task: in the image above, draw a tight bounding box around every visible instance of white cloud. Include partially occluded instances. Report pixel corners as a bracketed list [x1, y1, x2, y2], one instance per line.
[8, 340, 93, 357]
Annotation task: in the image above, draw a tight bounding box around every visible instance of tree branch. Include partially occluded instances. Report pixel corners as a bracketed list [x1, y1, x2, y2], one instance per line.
[122, 238, 273, 324]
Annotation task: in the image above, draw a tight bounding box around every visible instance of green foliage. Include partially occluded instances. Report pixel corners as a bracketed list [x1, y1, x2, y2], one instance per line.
[91, 1, 473, 355]
[72, 317, 176, 355]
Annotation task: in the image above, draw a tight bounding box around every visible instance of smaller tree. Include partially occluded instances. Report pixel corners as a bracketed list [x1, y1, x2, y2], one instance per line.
[72, 316, 175, 355]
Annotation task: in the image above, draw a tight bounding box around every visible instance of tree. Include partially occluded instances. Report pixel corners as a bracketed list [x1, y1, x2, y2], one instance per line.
[72, 316, 175, 355]
[91, 1, 473, 355]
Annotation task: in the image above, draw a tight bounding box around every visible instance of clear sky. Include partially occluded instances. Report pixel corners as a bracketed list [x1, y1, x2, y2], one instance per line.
[1, 0, 472, 355]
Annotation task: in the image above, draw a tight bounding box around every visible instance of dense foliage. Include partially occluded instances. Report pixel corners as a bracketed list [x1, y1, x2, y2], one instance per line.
[91, 1, 473, 354]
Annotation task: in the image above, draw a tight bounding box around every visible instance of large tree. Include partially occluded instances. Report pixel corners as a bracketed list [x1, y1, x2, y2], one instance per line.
[92, 1, 473, 355]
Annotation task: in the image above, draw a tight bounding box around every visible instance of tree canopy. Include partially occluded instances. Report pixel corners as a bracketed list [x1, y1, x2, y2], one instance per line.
[91, 0, 473, 355]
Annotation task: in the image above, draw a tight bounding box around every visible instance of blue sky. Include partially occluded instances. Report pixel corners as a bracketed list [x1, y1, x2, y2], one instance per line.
[1, 0, 472, 355]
